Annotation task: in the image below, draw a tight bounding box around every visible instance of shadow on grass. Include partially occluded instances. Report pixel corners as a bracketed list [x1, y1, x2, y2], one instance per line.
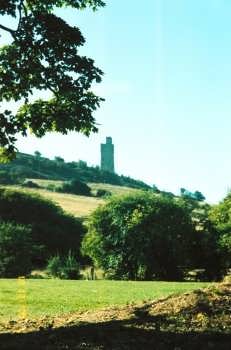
[0, 311, 230, 350]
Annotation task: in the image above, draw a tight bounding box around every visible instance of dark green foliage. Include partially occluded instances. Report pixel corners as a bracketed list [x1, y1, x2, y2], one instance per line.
[54, 156, 64, 164]
[178, 197, 224, 280]
[0, 187, 84, 266]
[0, 222, 33, 277]
[47, 251, 80, 279]
[95, 189, 112, 198]
[57, 179, 91, 196]
[0, 1, 105, 161]
[82, 193, 195, 281]
[209, 192, 231, 270]
[193, 191, 206, 202]
[0, 170, 24, 184]
[152, 184, 160, 193]
[22, 180, 41, 188]
[46, 183, 58, 192]
[0, 152, 152, 190]
[180, 188, 206, 201]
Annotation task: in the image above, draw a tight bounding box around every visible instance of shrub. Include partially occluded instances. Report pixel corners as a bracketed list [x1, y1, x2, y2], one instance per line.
[57, 179, 91, 196]
[95, 189, 112, 198]
[0, 222, 33, 277]
[22, 180, 40, 188]
[47, 255, 63, 278]
[209, 192, 231, 272]
[46, 184, 58, 192]
[82, 193, 195, 281]
[47, 252, 80, 279]
[0, 188, 84, 267]
[0, 170, 24, 185]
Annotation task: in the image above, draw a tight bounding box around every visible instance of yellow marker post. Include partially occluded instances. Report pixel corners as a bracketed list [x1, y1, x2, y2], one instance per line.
[17, 276, 27, 319]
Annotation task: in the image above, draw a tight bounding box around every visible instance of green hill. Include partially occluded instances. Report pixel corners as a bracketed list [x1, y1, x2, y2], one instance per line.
[0, 152, 151, 190]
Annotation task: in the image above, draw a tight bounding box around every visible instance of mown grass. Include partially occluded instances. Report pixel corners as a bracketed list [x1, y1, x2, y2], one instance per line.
[0, 279, 210, 322]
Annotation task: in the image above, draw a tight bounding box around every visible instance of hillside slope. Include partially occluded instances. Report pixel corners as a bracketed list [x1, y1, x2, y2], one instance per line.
[5, 182, 140, 217]
[0, 152, 151, 190]
[4, 185, 104, 218]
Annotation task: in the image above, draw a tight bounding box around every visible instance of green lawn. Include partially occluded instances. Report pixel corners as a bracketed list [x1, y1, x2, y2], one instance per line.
[0, 279, 210, 322]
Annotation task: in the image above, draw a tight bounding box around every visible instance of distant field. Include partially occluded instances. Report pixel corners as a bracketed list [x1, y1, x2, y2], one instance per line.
[4, 181, 140, 217]
[30, 179, 140, 196]
[5, 185, 104, 218]
[88, 182, 140, 196]
[28, 179, 64, 187]
[0, 279, 210, 322]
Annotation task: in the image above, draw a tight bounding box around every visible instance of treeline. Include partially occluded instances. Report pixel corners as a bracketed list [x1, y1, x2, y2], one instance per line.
[0, 188, 84, 277]
[0, 187, 230, 281]
[82, 192, 230, 281]
[0, 152, 151, 190]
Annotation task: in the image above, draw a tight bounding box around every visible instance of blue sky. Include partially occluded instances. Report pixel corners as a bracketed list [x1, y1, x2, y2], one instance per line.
[1, 0, 231, 202]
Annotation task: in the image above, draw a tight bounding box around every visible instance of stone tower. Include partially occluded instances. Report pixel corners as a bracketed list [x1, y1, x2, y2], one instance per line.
[101, 137, 115, 173]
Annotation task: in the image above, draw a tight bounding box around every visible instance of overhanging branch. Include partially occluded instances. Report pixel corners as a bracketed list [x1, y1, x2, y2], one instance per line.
[0, 23, 16, 38]
[17, 0, 24, 31]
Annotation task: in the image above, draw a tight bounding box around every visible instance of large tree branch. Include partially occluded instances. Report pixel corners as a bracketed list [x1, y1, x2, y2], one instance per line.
[17, 0, 24, 31]
[22, 1, 28, 17]
[0, 23, 16, 38]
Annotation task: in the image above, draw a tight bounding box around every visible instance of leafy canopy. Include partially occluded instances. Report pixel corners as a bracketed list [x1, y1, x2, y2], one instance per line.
[82, 192, 196, 281]
[0, 222, 33, 277]
[0, 0, 105, 161]
[209, 192, 231, 268]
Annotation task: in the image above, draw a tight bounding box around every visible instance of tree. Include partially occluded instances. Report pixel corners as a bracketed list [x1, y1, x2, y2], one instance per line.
[152, 184, 160, 193]
[54, 156, 64, 164]
[0, 187, 84, 266]
[0, 0, 105, 161]
[193, 191, 206, 202]
[82, 193, 195, 281]
[209, 192, 231, 271]
[180, 188, 186, 196]
[0, 169, 24, 184]
[57, 178, 91, 196]
[34, 151, 41, 158]
[180, 188, 205, 202]
[178, 196, 224, 280]
[0, 222, 33, 277]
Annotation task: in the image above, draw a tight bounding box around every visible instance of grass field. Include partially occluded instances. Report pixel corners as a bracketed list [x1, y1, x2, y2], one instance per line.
[0, 279, 210, 322]
[88, 182, 140, 196]
[4, 181, 139, 218]
[30, 179, 140, 197]
[5, 185, 105, 218]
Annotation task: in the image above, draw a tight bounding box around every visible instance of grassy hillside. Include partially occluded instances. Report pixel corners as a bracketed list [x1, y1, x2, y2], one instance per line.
[88, 182, 140, 196]
[4, 181, 140, 217]
[0, 152, 151, 190]
[29, 179, 140, 196]
[4, 185, 104, 218]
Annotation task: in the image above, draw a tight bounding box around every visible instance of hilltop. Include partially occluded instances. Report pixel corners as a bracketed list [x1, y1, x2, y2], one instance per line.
[0, 152, 151, 190]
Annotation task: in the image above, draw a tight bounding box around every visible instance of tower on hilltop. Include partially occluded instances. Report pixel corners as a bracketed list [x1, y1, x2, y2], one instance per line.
[101, 137, 115, 173]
